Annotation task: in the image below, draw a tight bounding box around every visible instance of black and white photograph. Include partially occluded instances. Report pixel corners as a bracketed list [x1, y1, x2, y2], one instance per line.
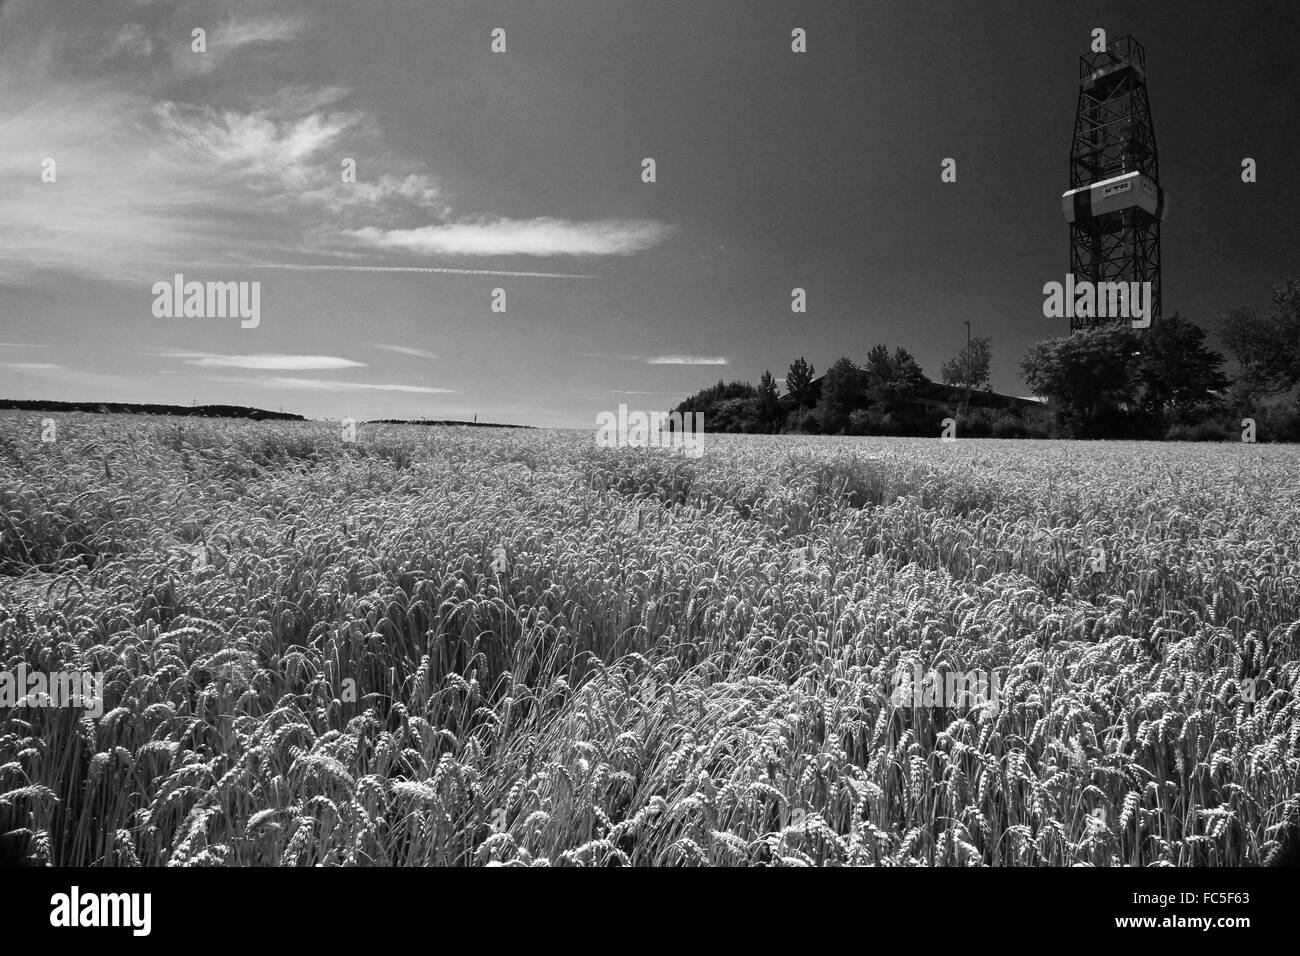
[1, 0, 1298, 932]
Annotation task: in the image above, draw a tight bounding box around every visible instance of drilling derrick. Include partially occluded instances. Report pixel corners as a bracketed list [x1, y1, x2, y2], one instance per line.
[1062, 36, 1167, 331]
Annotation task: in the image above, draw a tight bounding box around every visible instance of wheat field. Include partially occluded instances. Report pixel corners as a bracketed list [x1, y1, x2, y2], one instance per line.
[1, 412, 1297, 866]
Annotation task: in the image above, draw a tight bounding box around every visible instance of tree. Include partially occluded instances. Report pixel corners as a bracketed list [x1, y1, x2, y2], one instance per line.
[891, 347, 928, 396]
[1213, 277, 1300, 399]
[863, 345, 927, 416]
[816, 356, 861, 433]
[1021, 325, 1141, 436]
[1022, 316, 1232, 438]
[940, 337, 992, 392]
[1133, 312, 1228, 416]
[786, 357, 816, 408]
[710, 396, 762, 433]
[756, 370, 782, 430]
[861, 345, 893, 389]
[671, 379, 760, 433]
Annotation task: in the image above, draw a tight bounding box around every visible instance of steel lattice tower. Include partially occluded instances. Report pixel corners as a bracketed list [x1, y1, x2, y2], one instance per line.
[1062, 36, 1168, 332]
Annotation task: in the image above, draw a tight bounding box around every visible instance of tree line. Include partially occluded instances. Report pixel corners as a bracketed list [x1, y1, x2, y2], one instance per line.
[670, 277, 1300, 441]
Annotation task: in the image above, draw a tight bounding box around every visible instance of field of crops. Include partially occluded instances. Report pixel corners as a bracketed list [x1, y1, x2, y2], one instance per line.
[1, 412, 1297, 866]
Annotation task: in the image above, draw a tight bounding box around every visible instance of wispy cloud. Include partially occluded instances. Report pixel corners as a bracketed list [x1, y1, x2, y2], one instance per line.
[0, 7, 670, 285]
[209, 375, 454, 394]
[152, 350, 365, 370]
[178, 15, 307, 74]
[345, 218, 672, 258]
[0, 361, 62, 369]
[215, 15, 305, 50]
[371, 344, 438, 360]
[646, 356, 728, 365]
[245, 263, 596, 279]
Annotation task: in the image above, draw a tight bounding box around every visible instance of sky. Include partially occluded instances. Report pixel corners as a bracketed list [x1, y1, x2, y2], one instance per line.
[1, 0, 1298, 427]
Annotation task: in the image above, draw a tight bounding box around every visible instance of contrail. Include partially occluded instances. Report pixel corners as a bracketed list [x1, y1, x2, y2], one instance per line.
[213, 263, 598, 279]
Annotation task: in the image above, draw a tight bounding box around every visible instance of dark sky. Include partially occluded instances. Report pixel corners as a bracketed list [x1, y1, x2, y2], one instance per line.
[2, 0, 1297, 425]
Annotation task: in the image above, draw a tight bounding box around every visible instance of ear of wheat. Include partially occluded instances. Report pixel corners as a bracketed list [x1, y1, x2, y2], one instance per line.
[0, 414, 1294, 866]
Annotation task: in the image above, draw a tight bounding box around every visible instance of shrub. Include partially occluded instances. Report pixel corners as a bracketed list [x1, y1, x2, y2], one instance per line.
[1165, 418, 1235, 442]
[1245, 393, 1300, 443]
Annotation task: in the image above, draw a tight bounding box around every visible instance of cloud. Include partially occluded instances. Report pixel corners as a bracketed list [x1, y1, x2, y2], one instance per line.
[0, 11, 412, 284]
[345, 218, 672, 258]
[371, 344, 439, 360]
[646, 356, 728, 365]
[105, 23, 154, 59]
[153, 350, 365, 370]
[179, 15, 307, 74]
[0, 361, 61, 369]
[298, 172, 449, 217]
[0, 85, 328, 282]
[260, 85, 354, 119]
[0, 5, 671, 287]
[210, 374, 454, 394]
[214, 15, 305, 50]
[150, 100, 366, 198]
[246, 263, 595, 279]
